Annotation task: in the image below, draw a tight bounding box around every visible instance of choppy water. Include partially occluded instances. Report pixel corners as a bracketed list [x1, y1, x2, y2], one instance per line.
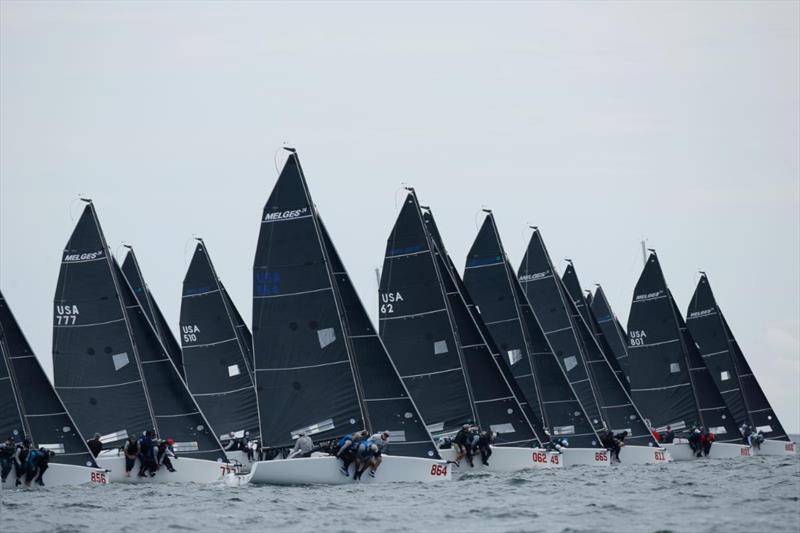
[2, 454, 798, 533]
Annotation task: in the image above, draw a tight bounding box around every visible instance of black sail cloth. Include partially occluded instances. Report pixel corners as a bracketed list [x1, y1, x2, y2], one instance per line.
[519, 231, 654, 445]
[1, 290, 98, 467]
[253, 153, 437, 458]
[590, 285, 632, 385]
[379, 191, 540, 448]
[561, 265, 627, 389]
[180, 241, 260, 442]
[687, 274, 789, 441]
[463, 214, 600, 448]
[53, 203, 226, 460]
[422, 209, 547, 447]
[121, 249, 184, 380]
[627, 253, 739, 441]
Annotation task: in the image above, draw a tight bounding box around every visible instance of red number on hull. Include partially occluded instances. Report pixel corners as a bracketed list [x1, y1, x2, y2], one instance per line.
[430, 464, 448, 476]
[740, 447, 751, 456]
[654, 451, 666, 461]
[531, 452, 547, 464]
[594, 452, 608, 462]
[90, 471, 107, 484]
[550, 454, 559, 465]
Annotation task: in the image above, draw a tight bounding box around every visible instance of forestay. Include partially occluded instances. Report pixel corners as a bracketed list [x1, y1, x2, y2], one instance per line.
[121, 249, 184, 380]
[463, 213, 600, 448]
[181, 240, 260, 442]
[53, 202, 227, 460]
[0, 290, 98, 468]
[687, 274, 789, 441]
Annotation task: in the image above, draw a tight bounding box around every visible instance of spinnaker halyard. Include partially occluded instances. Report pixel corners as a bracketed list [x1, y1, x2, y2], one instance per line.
[239, 150, 447, 486]
[687, 274, 795, 455]
[1, 290, 107, 489]
[53, 201, 230, 483]
[180, 239, 260, 464]
[627, 252, 749, 460]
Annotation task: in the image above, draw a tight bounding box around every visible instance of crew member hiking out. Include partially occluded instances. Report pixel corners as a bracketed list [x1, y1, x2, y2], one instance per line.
[156, 438, 177, 473]
[477, 431, 496, 466]
[335, 430, 367, 477]
[662, 426, 675, 444]
[24, 447, 53, 487]
[687, 428, 702, 458]
[464, 426, 481, 467]
[702, 430, 715, 457]
[451, 424, 470, 466]
[0, 436, 14, 483]
[12, 438, 30, 486]
[122, 435, 139, 477]
[354, 431, 390, 480]
[601, 430, 621, 462]
[289, 432, 314, 458]
[138, 430, 157, 477]
[87, 433, 103, 457]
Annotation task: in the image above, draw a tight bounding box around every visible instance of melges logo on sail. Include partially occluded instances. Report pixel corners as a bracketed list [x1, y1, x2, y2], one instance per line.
[263, 207, 309, 222]
[634, 290, 663, 302]
[63, 250, 104, 262]
[519, 271, 550, 283]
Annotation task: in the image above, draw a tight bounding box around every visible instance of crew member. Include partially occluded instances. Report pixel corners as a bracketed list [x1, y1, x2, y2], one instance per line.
[122, 435, 139, 478]
[477, 431, 495, 466]
[464, 426, 480, 467]
[87, 433, 103, 457]
[289, 432, 314, 458]
[335, 430, 367, 477]
[25, 447, 53, 487]
[662, 426, 675, 444]
[138, 430, 157, 477]
[12, 438, 30, 486]
[156, 438, 177, 472]
[0, 436, 14, 483]
[451, 424, 470, 466]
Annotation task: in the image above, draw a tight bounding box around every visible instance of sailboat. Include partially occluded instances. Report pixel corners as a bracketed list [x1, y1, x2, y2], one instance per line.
[227, 150, 448, 486]
[180, 239, 261, 469]
[0, 290, 108, 489]
[687, 273, 795, 456]
[379, 191, 560, 472]
[121, 247, 185, 380]
[627, 252, 750, 460]
[53, 200, 233, 483]
[561, 264, 627, 389]
[463, 212, 614, 466]
[518, 230, 667, 464]
[589, 285, 632, 386]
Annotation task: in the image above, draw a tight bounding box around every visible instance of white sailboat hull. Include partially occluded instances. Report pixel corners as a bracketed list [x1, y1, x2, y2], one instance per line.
[663, 441, 752, 461]
[225, 455, 451, 486]
[1, 462, 109, 490]
[751, 439, 797, 456]
[96, 455, 234, 483]
[224, 450, 256, 472]
[439, 446, 563, 471]
[618, 445, 672, 464]
[560, 447, 611, 467]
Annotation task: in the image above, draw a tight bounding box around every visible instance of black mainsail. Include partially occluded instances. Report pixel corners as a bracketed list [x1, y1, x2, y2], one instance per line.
[627, 252, 739, 441]
[463, 213, 600, 447]
[519, 230, 654, 445]
[380, 191, 541, 447]
[253, 152, 437, 458]
[687, 274, 789, 441]
[561, 264, 627, 388]
[590, 285, 632, 385]
[53, 202, 226, 460]
[180, 240, 260, 442]
[121, 248, 184, 380]
[0, 290, 98, 467]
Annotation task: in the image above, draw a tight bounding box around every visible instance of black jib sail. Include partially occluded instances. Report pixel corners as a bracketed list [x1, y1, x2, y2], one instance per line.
[253, 151, 437, 458]
[687, 274, 789, 441]
[121, 248, 184, 379]
[520, 231, 654, 445]
[561, 263, 627, 388]
[590, 285, 632, 385]
[0, 290, 98, 467]
[53, 201, 226, 460]
[180, 240, 260, 442]
[463, 213, 600, 448]
[379, 191, 541, 448]
[421, 208, 549, 447]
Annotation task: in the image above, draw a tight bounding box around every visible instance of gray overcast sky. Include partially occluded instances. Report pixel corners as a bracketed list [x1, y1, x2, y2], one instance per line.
[2, 1, 798, 433]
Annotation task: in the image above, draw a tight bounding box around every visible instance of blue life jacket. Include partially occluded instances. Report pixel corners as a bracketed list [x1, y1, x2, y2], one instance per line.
[26, 449, 42, 466]
[337, 434, 353, 449]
